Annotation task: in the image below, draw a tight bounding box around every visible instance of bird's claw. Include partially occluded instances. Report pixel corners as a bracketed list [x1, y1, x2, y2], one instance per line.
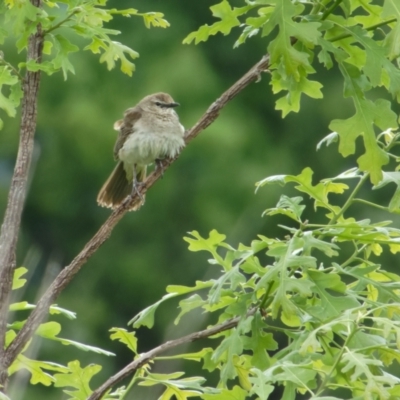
[131, 180, 145, 201]
[155, 159, 165, 178]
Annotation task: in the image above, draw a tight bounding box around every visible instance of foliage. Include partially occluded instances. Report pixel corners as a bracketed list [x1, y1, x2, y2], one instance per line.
[120, 128, 400, 400]
[0, 0, 169, 128]
[100, 1, 400, 399]
[8, 267, 113, 394]
[184, 0, 400, 184]
[1, 0, 400, 399]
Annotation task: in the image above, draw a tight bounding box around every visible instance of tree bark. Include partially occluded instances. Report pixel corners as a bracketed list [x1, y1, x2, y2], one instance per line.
[0, 0, 43, 391]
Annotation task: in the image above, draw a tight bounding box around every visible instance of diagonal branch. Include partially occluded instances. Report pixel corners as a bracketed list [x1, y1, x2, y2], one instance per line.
[88, 308, 257, 400]
[3, 53, 271, 367]
[0, 0, 43, 389]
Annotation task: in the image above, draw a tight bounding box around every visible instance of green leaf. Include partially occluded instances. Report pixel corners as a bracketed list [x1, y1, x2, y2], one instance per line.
[257, 0, 323, 116]
[339, 263, 400, 303]
[334, 23, 400, 98]
[4, 0, 43, 37]
[202, 385, 247, 400]
[35, 321, 114, 356]
[183, 1, 253, 44]
[382, 8, 400, 60]
[268, 361, 317, 390]
[54, 361, 101, 399]
[9, 355, 68, 386]
[23, 60, 57, 75]
[272, 73, 323, 117]
[51, 34, 79, 79]
[98, 40, 139, 76]
[208, 266, 245, 304]
[110, 328, 137, 353]
[139, 372, 211, 399]
[129, 293, 176, 328]
[264, 195, 305, 222]
[0, 65, 21, 128]
[306, 269, 360, 318]
[258, 168, 348, 211]
[329, 64, 398, 184]
[212, 329, 243, 382]
[166, 280, 213, 295]
[175, 294, 206, 324]
[316, 132, 339, 149]
[301, 231, 339, 257]
[12, 267, 28, 290]
[48, 305, 76, 319]
[184, 230, 227, 252]
[373, 171, 400, 212]
[9, 301, 34, 311]
[242, 314, 277, 369]
[248, 368, 274, 400]
[141, 12, 169, 29]
[156, 348, 214, 362]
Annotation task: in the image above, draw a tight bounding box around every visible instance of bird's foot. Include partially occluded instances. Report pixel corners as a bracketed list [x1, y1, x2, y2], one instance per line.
[131, 180, 145, 201]
[155, 158, 165, 178]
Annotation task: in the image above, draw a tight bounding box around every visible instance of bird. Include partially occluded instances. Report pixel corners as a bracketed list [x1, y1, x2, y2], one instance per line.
[97, 92, 185, 211]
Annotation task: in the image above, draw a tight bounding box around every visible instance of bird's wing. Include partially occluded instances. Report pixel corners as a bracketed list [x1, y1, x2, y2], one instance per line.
[113, 107, 142, 160]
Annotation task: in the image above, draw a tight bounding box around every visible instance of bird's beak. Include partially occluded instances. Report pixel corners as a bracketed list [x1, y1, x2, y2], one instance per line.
[166, 102, 180, 108]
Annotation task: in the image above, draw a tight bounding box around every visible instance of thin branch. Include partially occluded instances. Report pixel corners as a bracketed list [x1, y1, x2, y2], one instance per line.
[329, 173, 369, 225]
[44, 9, 79, 35]
[0, 0, 43, 390]
[3, 53, 271, 367]
[352, 198, 389, 212]
[0, 57, 24, 81]
[88, 308, 257, 400]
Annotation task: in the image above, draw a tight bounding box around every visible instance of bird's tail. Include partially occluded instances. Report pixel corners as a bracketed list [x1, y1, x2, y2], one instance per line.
[97, 162, 146, 211]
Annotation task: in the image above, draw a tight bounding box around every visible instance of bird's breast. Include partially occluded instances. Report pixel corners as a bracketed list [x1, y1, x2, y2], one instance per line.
[119, 117, 185, 166]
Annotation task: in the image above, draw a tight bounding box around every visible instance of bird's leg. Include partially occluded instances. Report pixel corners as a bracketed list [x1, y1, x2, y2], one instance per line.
[155, 158, 165, 178]
[131, 164, 145, 200]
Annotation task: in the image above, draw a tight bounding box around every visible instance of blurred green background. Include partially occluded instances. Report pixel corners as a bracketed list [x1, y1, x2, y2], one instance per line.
[1, 0, 399, 399]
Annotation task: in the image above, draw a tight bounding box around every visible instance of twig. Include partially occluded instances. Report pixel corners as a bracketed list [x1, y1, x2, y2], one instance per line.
[0, 0, 43, 390]
[3, 53, 271, 367]
[0, 57, 24, 81]
[88, 308, 257, 400]
[44, 9, 79, 35]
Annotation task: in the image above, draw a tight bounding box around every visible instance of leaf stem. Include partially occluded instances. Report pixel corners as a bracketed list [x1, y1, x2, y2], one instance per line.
[119, 373, 138, 400]
[329, 18, 397, 43]
[352, 198, 389, 212]
[329, 173, 369, 225]
[0, 57, 24, 81]
[340, 243, 366, 268]
[259, 280, 275, 310]
[321, 0, 343, 20]
[44, 9, 78, 35]
[316, 323, 358, 395]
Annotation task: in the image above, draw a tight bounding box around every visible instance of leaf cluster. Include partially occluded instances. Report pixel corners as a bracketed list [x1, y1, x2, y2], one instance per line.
[184, 0, 400, 184]
[120, 130, 400, 400]
[7, 267, 114, 397]
[0, 0, 169, 128]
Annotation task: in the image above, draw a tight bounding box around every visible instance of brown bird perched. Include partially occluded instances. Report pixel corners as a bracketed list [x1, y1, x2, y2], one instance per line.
[97, 93, 185, 211]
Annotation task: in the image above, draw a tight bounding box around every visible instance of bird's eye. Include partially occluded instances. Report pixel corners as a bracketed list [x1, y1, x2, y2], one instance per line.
[155, 101, 162, 106]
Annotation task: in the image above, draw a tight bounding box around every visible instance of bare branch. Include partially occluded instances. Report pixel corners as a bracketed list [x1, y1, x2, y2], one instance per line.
[3, 53, 270, 367]
[88, 308, 257, 400]
[0, 0, 43, 390]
